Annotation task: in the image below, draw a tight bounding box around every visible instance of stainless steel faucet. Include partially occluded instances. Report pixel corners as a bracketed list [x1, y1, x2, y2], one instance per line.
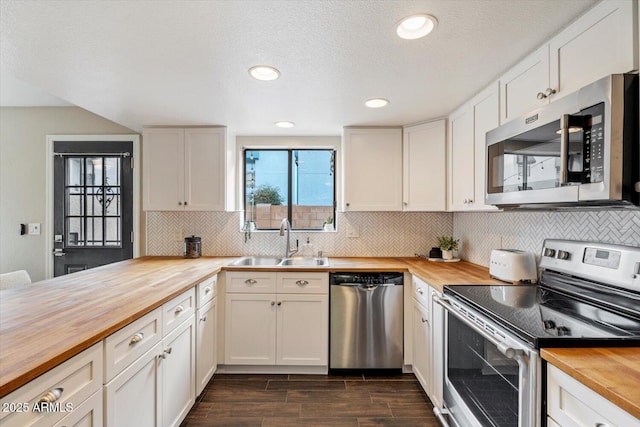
[279, 218, 298, 258]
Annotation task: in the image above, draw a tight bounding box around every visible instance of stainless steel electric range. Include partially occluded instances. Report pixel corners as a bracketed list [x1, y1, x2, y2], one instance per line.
[434, 239, 640, 427]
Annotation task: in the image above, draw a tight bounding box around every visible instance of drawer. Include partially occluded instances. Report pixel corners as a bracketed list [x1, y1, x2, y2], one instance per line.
[163, 288, 196, 335]
[196, 275, 217, 308]
[547, 364, 640, 427]
[0, 342, 103, 427]
[225, 271, 277, 293]
[104, 307, 162, 382]
[277, 272, 328, 294]
[413, 276, 430, 309]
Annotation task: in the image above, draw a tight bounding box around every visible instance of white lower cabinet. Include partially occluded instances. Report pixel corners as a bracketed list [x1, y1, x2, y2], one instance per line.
[547, 364, 640, 427]
[430, 288, 444, 410]
[412, 301, 430, 392]
[224, 272, 328, 367]
[104, 289, 196, 427]
[0, 342, 103, 427]
[54, 389, 103, 427]
[195, 297, 217, 396]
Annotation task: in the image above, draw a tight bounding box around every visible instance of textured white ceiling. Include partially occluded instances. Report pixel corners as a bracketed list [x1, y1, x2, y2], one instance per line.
[0, 0, 597, 135]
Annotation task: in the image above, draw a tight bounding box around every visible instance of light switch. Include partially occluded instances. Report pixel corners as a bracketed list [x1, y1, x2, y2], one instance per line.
[28, 223, 41, 235]
[347, 224, 360, 238]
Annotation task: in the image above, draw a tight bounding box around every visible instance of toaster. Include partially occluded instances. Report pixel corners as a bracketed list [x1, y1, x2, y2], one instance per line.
[489, 249, 537, 284]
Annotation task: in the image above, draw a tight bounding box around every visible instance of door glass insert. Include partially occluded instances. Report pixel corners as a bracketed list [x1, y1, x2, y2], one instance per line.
[64, 156, 122, 247]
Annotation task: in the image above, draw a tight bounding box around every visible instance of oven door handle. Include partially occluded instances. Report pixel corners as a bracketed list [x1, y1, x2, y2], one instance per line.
[434, 294, 527, 356]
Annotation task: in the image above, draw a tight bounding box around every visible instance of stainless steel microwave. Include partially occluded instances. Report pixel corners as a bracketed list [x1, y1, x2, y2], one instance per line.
[486, 74, 638, 209]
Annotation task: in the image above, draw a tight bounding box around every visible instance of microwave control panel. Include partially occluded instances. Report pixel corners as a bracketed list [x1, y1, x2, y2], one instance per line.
[582, 102, 605, 184]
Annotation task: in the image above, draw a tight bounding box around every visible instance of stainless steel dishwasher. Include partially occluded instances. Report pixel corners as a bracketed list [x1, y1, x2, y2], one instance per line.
[329, 272, 404, 370]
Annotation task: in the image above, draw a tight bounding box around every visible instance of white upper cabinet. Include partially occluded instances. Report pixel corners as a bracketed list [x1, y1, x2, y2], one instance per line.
[143, 127, 227, 211]
[448, 105, 475, 211]
[471, 83, 500, 211]
[500, 0, 637, 124]
[343, 127, 403, 211]
[402, 120, 447, 211]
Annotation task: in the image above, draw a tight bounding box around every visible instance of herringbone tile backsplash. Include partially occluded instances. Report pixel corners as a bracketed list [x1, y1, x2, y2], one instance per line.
[146, 210, 640, 266]
[454, 210, 640, 266]
[146, 211, 453, 257]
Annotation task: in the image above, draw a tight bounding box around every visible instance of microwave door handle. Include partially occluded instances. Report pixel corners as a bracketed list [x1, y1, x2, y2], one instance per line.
[559, 114, 570, 185]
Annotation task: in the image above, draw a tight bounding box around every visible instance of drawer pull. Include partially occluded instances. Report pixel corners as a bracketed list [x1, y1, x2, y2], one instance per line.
[38, 387, 63, 405]
[295, 280, 309, 286]
[204, 286, 212, 294]
[129, 332, 144, 345]
[595, 424, 610, 427]
[174, 305, 184, 314]
[417, 288, 424, 295]
[245, 279, 257, 285]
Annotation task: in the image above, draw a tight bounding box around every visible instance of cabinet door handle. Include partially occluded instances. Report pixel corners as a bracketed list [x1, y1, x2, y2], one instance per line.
[175, 305, 184, 314]
[277, 301, 282, 306]
[178, 201, 183, 206]
[200, 315, 207, 322]
[295, 280, 309, 286]
[421, 317, 428, 323]
[245, 279, 257, 285]
[184, 201, 188, 206]
[129, 332, 144, 345]
[270, 301, 276, 306]
[204, 286, 212, 294]
[37, 387, 63, 405]
[417, 288, 424, 295]
[536, 91, 547, 100]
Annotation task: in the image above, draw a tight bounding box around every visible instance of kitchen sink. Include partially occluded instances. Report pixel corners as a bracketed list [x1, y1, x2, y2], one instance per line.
[279, 257, 329, 266]
[229, 256, 329, 267]
[230, 256, 283, 266]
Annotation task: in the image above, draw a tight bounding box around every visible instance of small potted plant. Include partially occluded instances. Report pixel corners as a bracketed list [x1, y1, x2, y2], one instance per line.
[437, 236, 460, 260]
[323, 216, 334, 232]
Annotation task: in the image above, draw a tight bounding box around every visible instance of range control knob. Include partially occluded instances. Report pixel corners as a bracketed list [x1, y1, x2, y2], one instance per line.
[543, 248, 556, 258]
[556, 326, 571, 337]
[543, 320, 556, 330]
[557, 250, 570, 260]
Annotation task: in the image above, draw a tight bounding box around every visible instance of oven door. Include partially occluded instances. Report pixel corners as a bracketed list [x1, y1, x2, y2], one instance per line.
[434, 295, 540, 427]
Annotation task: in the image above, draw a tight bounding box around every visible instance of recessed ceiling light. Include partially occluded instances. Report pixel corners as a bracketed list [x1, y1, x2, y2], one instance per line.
[275, 121, 295, 128]
[248, 65, 280, 81]
[365, 98, 390, 108]
[396, 14, 437, 40]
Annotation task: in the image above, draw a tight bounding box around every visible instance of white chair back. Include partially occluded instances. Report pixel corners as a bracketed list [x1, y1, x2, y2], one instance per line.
[0, 270, 32, 290]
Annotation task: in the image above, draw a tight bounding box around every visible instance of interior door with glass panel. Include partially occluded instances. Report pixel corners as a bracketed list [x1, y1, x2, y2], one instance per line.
[53, 141, 133, 276]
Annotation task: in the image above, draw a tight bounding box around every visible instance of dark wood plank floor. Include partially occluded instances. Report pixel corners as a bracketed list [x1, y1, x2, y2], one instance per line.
[182, 372, 440, 426]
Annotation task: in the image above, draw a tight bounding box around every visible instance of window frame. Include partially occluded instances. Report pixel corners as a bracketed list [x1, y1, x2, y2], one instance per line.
[242, 148, 336, 231]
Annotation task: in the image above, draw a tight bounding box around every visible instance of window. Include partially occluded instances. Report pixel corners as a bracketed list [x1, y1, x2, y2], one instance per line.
[244, 149, 335, 230]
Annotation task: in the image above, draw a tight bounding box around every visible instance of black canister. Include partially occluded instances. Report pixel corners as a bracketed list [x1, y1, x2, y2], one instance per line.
[428, 247, 442, 259]
[184, 235, 201, 258]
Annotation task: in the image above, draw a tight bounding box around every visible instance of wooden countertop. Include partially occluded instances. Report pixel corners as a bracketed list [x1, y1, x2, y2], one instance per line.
[541, 347, 640, 420]
[0, 255, 496, 397]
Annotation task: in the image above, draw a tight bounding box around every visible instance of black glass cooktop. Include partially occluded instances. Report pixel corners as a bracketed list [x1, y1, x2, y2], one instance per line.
[444, 277, 640, 349]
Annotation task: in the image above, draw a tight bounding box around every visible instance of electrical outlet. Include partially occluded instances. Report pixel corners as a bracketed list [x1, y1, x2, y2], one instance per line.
[28, 223, 41, 235]
[347, 224, 360, 238]
[174, 232, 183, 242]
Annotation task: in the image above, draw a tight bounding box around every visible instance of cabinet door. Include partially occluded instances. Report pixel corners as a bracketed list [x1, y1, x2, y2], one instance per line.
[224, 293, 276, 365]
[471, 83, 500, 211]
[161, 317, 195, 427]
[343, 128, 403, 211]
[105, 342, 161, 427]
[276, 294, 328, 366]
[184, 128, 226, 211]
[430, 289, 445, 410]
[53, 389, 102, 427]
[403, 120, 446, 211]
[500, 45, 550, 123]
[448, 105, 475, 211]
[143, 128, 185, 211]
[196, 298, 217, 396]
[412, 301, 430, 393]
[549, 0, 636, 101]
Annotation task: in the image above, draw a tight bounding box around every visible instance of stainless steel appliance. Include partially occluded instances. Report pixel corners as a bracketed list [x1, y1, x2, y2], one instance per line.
[330, 272, 404, 369]
[434, 239, 640, 427]
[486, 74, 639, 208]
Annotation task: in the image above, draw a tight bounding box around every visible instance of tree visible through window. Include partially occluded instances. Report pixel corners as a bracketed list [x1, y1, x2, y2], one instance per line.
[244, 149, 335, 230]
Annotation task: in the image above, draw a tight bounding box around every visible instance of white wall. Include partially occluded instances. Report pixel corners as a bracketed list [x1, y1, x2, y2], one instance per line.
[0, 107, 136, 281]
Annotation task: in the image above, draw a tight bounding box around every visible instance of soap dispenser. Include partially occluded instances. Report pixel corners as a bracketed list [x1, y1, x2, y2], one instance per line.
[299, 237, 315, 258]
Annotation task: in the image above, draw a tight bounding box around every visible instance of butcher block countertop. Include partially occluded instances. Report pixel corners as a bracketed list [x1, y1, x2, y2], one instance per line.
[0, 256, 495, 397]
[541, 347, 640, 420]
